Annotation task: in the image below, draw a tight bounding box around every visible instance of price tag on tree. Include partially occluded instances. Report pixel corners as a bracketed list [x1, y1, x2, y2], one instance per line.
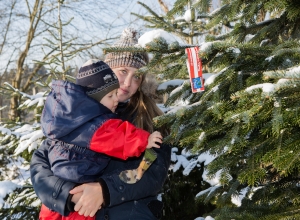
[185, 47, 205, 92]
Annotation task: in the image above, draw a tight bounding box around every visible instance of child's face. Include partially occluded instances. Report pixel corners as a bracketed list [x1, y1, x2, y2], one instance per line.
[100, 89, 119, 113]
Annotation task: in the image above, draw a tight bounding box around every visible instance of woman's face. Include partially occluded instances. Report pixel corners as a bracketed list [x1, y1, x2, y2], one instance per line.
[112, 66, 142, 102]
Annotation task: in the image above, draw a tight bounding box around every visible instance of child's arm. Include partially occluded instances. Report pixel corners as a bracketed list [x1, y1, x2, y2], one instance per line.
[89, 119, 151, 160]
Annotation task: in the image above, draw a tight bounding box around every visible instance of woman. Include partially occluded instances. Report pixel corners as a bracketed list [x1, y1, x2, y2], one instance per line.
[30, 27, 171, 220]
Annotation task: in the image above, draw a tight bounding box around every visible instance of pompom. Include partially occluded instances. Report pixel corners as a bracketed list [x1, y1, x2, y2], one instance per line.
[121, 27, 140, 40]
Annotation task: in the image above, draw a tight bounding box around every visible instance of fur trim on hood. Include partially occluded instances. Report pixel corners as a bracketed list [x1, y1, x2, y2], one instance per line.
[141, 74, 163, 103]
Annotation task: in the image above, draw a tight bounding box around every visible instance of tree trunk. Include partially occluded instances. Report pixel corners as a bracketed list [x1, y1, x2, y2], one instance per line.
[8, 0, 42, 120]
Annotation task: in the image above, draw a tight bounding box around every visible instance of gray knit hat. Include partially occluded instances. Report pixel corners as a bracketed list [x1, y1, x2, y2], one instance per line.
[105, 28, 149, 69]
[76, 59, 119, 102]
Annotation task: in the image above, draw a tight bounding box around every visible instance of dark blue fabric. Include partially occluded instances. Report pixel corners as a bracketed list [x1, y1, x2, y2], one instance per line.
[31, 84, 172, 218]
[41, 80, 118, 183]
[48, 140, 110, 183]
[98, 143, 171, 206]
[30, 139, 77, 216]
[97, 197, 159, 220]
[42, 80, 118, 147]
[31, 139, 171, 219]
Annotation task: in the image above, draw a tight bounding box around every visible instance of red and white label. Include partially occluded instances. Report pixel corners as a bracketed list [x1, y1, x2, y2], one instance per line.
[185, 47, 204, 93]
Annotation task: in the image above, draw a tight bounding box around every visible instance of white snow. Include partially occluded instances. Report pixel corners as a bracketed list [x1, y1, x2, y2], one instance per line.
[157, 79, 185, 91]
[14, 130, 44, 155]
[200, 42, 214, 53]
[138, 29, 185, 47]
[231, 187, 249, 206]
[0, 181, 20, 208]
[265, 55, 275, 61]
[205, 68, 228, 86]
[245, 83, 275, 93]
[184, 9, 192, 22]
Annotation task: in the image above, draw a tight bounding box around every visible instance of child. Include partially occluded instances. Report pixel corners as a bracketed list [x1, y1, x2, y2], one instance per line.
[39, 59, 162, 220]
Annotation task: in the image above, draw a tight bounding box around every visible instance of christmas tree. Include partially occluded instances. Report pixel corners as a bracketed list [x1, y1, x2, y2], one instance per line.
[133, 0, 300, 219]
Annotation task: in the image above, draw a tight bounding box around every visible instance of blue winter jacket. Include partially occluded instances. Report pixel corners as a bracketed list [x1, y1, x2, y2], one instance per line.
[30, 81, 172, 219]
[41, 80, 119, 183]
[42, 80, 119, 147]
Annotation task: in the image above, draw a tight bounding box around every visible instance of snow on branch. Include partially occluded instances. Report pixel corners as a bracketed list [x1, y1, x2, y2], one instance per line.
[15, 130, 44, 155]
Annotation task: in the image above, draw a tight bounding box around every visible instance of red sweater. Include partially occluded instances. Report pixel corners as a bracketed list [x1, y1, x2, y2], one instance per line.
[90, 119, 150, 160]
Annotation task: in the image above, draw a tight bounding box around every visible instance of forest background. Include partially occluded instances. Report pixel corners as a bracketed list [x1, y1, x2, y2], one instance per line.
[1, 0, 300, 220]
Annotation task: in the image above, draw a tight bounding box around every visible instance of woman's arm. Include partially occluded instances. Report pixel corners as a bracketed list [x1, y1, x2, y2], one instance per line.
[70, 143, 171, 213]
[30, 139, 77, 216]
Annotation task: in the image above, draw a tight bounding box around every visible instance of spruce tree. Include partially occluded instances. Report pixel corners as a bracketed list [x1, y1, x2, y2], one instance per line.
[133, 0, 300, 219]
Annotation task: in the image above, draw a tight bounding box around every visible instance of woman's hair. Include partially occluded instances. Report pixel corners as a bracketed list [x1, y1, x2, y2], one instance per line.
[105, 27, 165, 134]
[127, 73, 163, 133]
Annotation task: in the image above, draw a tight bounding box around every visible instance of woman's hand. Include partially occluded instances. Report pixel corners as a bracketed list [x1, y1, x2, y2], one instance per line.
[69, 182, 104, 217]
[71, 191, 83, 204]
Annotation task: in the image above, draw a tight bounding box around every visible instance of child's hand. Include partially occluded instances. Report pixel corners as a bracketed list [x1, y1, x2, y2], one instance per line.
[146, 131, 163, 149]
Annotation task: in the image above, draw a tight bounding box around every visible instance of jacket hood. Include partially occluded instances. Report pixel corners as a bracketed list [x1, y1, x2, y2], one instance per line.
[41, 80, 114, 140]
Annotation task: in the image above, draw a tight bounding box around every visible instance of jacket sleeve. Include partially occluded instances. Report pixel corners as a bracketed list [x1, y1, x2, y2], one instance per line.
[30, 139, 76, 216]
[90, 119, 150, 160]
[99, 143, 171, 207]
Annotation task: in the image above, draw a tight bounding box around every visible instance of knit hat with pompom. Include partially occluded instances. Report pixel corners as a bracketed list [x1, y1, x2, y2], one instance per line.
[105, 28, 149, 69]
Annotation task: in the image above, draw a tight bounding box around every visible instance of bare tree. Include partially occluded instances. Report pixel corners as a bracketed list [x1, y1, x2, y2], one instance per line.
[0, 0, 162, 120]
[0, 0, 139, 120]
